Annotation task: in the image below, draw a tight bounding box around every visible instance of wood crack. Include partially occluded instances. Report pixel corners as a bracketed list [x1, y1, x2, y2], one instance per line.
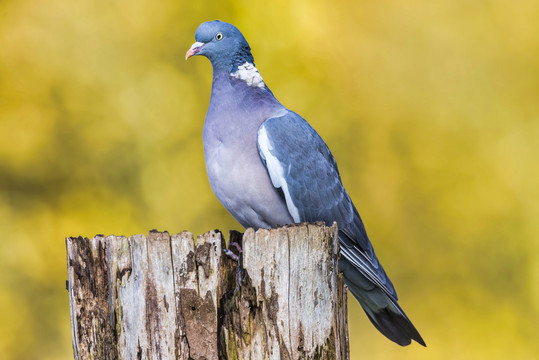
[66, 223, 349, 359]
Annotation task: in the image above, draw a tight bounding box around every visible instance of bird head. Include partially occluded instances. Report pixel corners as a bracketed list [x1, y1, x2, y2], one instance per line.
[186, 20, 255, 72]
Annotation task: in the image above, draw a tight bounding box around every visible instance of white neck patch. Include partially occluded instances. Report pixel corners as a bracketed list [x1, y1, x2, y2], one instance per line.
[230, 62, 265, 89]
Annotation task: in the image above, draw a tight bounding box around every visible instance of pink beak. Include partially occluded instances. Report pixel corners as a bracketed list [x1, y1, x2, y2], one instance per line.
[186, 42, 204, 60]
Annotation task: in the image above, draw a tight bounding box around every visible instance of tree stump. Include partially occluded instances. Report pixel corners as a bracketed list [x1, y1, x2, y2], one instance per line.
[66, 223, 349, 359]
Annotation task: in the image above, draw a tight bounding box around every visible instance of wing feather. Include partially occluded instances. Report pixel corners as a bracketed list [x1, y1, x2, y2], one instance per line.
[257, 111, 398, 300]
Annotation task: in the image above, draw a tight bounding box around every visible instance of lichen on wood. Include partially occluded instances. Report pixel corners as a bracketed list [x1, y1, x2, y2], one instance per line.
[66, 223, 349, 359]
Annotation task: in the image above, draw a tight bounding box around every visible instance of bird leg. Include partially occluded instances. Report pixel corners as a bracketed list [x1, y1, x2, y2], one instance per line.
[224, 230, 244, 263]
[229, 241, 243, 254]
[223, 241, 243, 262]
[223, 231, 245, 296]
[224, 241, 245, 294]
[223, 248, 240, 262]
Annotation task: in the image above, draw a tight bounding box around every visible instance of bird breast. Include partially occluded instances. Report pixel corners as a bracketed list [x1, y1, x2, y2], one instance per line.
[203, 131, 293, 229]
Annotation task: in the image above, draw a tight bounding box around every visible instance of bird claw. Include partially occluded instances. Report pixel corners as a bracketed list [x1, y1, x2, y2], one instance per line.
[223, 248, 240, 262]
[224, 240, 243, 263]
[229, 241, 243, 253]
[223, 239, 245, 296]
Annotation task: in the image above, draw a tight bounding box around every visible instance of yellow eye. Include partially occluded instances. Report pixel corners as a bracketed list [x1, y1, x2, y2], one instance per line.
[215, 32, 223, 41]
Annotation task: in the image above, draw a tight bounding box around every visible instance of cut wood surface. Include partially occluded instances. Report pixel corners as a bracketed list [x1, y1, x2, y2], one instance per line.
[66, 223, 349, 359]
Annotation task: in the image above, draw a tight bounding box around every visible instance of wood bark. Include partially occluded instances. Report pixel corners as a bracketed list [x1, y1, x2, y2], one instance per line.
[66, 223, 349, 359]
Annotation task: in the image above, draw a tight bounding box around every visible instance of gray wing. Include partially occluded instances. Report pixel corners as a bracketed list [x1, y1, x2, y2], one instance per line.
[257, 110, 398, 300]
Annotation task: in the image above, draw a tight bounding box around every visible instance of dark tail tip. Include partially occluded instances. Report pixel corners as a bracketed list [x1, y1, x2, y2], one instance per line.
[364, 307, 426, 347]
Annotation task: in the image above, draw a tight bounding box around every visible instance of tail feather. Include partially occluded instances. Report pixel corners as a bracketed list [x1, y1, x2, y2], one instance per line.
[346, 278, 426, 347]
[338, 223, 425, 347]
[363, 302, 426, 347]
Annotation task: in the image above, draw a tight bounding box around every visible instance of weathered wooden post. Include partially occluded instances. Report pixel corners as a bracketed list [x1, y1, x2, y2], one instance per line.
[66, 223, 349, 359]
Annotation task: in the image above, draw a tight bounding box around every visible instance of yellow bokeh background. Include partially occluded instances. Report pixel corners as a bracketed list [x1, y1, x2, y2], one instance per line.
[1, 0, 538, 359]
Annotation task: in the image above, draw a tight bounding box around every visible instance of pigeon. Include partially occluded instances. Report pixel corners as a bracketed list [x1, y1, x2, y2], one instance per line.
[186, 20, 425, 347]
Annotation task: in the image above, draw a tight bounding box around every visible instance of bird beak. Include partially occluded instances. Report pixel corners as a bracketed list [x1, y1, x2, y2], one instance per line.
[186, 42, 204, 60]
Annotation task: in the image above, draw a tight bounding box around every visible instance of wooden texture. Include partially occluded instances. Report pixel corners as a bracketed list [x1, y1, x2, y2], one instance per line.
[66, 223, 349, 359]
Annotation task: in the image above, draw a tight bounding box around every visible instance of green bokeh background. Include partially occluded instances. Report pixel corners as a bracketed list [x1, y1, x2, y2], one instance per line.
[1, 0, 538, 359]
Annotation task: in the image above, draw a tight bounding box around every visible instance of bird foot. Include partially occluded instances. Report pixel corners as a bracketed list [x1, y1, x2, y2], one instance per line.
[223, 239, 245, 296]
[224, 241, 243, 262]
[223, 248, 240, 262]
[229, 241, 243, 253]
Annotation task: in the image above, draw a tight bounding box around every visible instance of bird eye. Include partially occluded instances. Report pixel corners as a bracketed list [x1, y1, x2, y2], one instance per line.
[215, 33, 223, 41]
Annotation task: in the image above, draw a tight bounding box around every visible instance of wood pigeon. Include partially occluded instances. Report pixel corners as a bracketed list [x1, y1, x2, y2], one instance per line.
[186, 20, 425, 347]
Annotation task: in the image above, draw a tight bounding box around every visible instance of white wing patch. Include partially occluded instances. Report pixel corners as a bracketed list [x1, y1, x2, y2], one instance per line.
[258, 125, 300, 223]
[230, 62, 265, 88]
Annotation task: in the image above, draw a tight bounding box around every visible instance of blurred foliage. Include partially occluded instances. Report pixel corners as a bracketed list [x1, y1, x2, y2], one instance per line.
[0, 0, 538, 359]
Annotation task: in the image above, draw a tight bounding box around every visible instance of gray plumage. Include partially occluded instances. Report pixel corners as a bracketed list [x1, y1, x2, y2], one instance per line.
[186, 20, 425, 347]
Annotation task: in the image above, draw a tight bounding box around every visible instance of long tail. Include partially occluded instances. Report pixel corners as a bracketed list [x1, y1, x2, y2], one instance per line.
[344, 273, 426, 347]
